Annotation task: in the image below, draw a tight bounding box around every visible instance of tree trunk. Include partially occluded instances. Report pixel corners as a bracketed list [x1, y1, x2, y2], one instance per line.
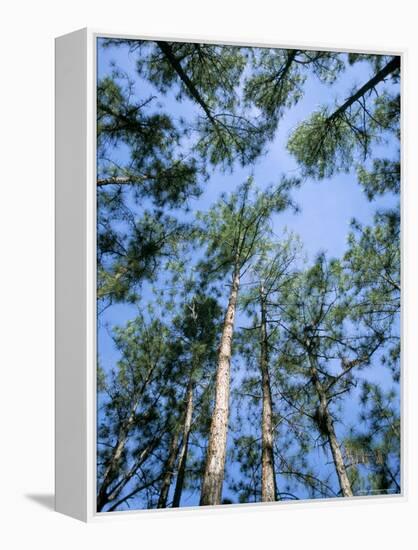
[172, 383, 194, 507]
[157, 42, 217, 127]
[97, 485, 110, 512]
[97, 409, 137, 511]
[309, 361, 353, 497]
[97, 360, 159, 511]
[259, 286, 277, 502]
[327, 56, 400, 123]
[327, 418, 353, 497]
[200, 267, 240, 505]
[157, 424, 182, 508]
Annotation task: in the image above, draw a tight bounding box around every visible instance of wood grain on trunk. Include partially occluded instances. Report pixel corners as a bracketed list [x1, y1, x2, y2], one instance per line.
[173, 383, 194, 507]
[200, 268, 240, 505]
[260, 286, 277, 502]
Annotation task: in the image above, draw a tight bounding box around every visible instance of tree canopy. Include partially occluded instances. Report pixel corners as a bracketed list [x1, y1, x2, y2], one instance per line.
[96, 38, 400, 511]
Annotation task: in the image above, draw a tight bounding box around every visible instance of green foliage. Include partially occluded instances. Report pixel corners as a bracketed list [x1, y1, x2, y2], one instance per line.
[97, 314, 176, 505]
[239, 231, 302, 314]
[196, 176, 299, 283]
[97, 287, 223, 510]
[345, 382, 400, 495]
[287, 108, 356, 178]
[344, 210, 400, 378]
[345, 210, 400, 302]
[275, 254, 353, 356]
[96, 41, 400, 508]
[287, 62, 400, 184]
[138, 42, 247, 108]
[104, 41, 346, 171]
[244, 49, 304, 125]
[230, 435, 262, 503]
[135, 41, 269, 168]
[357, 159, 400, 200]
[244, 49, 344, 129]
[372, 92, 400, 138]
[97, 211, 190, 305]
[98, 76, 201, 207]
[348, 53, 396, 73]
[194, 114, 268, 168]
[265, 253, 386, 462]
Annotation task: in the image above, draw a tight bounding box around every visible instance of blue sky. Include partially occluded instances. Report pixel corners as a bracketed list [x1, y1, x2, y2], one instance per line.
[97, 38, 400, 509]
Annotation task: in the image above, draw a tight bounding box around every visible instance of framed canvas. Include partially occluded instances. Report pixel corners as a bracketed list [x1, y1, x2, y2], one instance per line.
[55, 28, 402, 521]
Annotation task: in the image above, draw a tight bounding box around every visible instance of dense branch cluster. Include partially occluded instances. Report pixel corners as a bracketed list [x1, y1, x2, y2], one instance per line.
[95, 39, 400, 511]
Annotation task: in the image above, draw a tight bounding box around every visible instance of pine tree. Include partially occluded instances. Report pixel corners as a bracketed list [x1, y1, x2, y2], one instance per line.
[197, 177, 298, 505]
[97, 314, 177, 511]
[237, 235, 301, 501]
[287, 55, 400, 180]
[344, 382, 400, 495]
[268, 255, 385, 497]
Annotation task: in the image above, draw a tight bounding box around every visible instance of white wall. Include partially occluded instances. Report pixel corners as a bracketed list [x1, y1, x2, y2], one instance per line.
[1, 1, 417, 548]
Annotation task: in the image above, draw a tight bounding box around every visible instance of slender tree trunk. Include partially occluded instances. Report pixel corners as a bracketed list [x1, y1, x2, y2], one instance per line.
[200, 267, 240, 505]
[157, 425, 182, 508]
[97, 360, 160, 511]
[309, 360, 353, 497]
[172, 383, 194, 507]
[102, 439, 158, 510]
[326, 411, 353, 497]
[97, 408, 137, 511]
[259, 286, 277, 502]
[97, 482, 111, 512]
